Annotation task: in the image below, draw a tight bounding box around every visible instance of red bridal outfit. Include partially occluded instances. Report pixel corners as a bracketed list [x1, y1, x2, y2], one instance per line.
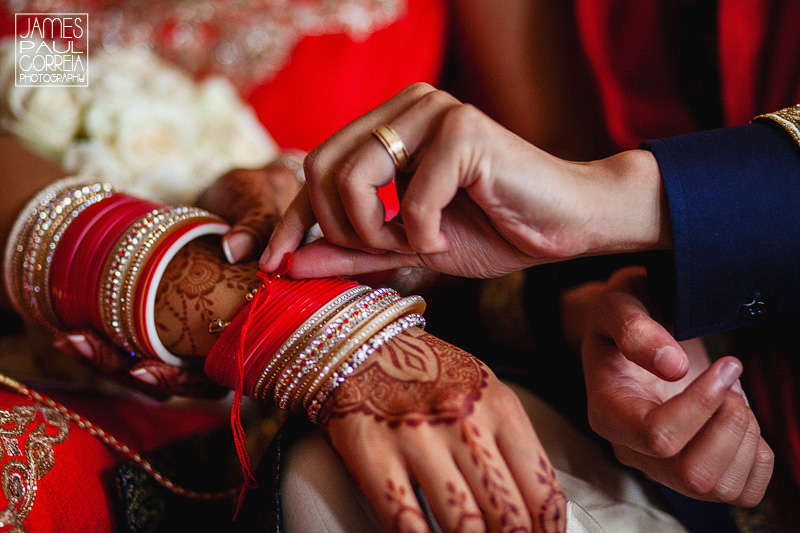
[572, 1, 800, 530]
[0, 1, 446, 531]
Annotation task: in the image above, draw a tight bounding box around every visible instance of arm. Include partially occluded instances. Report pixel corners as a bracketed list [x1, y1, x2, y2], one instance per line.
[0, 136, 67, 309]
[643, 120, 800, 339]
[150, 239, 567, 532]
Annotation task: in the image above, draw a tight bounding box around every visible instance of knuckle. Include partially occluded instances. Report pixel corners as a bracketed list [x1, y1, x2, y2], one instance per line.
[415, 88, 456, 114]
[403, 81, 436, 100]
[711, 479, 744, 504]
[400, 197, 430, 226]
[721, 400, 751, 436]
[334, 156, 361, 194]
[303, 147, 325, 185]
[755, 444, 775, 470]
[618, 313, 651, 350]
[678, 461, 717, 496]
[490, 385, 525, 417]
[440, 104, 486, 138]
[642, 420, 682, 458]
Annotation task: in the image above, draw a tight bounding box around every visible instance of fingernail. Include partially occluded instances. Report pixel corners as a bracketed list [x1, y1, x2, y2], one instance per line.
[66, 334, 93, 358]
[130, 367, 159, 386]
[731, 379, 750, 407]
[654, 345, 684, 379]
[719, 360, 743, 389]
[259, 241, 273, 267]
[223, 231, 256, 264]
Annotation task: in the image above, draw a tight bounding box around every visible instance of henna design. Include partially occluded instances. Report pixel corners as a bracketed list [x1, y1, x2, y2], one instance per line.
[535, 455, 566, 533]
[154, 237, 260, 356]
[385, 479, 426, 533]
[445, 481, 484, 532]
[320, 330, 488, 427]
[460, 420, 528, 533]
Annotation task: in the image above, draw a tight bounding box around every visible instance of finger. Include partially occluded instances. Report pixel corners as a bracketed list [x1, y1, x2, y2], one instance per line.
[703, 404, 761, 503]
[261, 186, 318, 271]
[399, 106, 492, 254]
[288, 238, 422, 278]
[130, 360, 228, 399]
[594, 281, 688, 381]
[302, 84, 441, 254]
[334, 91, 461, 252]
[345, 453, 430, 533]
[454, 420, 532, 533]
[674, 392, 751, 498]
[404, 439, 485, 533]
[734, 437, 774, 507]
[55, 329, 134, 374]
[222, 228, 260, 264]
[598, 356, 743, 457]
[496, 417, 566, 533]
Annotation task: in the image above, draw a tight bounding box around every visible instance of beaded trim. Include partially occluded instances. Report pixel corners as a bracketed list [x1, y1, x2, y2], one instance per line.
[754, 104, 800, 148]
[308, 313, 425, 423]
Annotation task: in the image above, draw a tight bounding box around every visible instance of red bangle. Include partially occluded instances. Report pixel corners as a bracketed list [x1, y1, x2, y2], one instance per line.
[204, 277, 357, 391]
[50, 195, 126, 326]
[82, 199, 162, 329]
[133, 219, 229, 365]
[50, 195, 160, 327]
[241, 279, 355, 393]
[240, 279, 347, 390]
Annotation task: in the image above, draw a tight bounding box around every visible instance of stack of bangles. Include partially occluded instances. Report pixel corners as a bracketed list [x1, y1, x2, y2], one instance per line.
[4, 177, 426, 422]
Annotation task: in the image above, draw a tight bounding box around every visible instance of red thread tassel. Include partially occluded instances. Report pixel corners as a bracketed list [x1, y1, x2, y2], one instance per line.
[231, 252, 293, 518]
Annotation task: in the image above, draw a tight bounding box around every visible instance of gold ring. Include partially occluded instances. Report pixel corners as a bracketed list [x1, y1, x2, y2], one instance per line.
[372, 124, 410, 170]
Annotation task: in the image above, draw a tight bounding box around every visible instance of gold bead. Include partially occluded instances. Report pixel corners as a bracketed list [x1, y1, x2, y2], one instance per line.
[208, 318, 230, 334]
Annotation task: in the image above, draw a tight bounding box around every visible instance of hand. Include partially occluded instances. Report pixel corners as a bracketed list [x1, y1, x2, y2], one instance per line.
[581, 267, 774, 507]
[320, 328, 566, 533]
[197, 161, 303, 264]
[262, 83, 670, 279]
[53, 329, 226, 399]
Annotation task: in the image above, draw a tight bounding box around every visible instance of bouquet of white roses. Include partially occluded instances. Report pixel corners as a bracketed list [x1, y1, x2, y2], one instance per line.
[0, 38, 277, 204]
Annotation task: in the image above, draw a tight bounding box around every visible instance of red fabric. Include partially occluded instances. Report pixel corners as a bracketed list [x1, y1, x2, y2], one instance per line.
[573, 0, 800, 150]
[244, 0, 447, 152]
[0, 388, 227, 533]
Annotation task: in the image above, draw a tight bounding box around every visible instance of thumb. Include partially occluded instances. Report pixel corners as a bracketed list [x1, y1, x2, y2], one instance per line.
[288, 238, 420, 278]
[260, 185, 317, 271]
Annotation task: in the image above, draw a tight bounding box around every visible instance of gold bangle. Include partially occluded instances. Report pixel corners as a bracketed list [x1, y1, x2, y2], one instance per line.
[753, 104, 800, 147]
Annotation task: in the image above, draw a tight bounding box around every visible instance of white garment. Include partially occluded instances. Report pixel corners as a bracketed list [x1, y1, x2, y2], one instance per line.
[280, 381, 688, 533]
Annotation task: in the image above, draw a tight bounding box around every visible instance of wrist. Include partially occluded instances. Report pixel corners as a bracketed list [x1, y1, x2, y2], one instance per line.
[589, 149, 672, 254]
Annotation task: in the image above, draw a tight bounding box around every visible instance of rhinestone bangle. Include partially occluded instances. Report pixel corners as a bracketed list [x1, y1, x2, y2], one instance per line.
[299, 295, 426, 412]
[307, 313, 425, 423]
[251, 285, 370, 400]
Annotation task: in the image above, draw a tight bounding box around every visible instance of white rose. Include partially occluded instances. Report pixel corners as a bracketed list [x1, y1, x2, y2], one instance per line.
[198, 77, 277, 169]
[2, 84, 82, 157]
[0, 37, 83, 157]
[62, 140, 133, 189]
[89, 47, 195, 102]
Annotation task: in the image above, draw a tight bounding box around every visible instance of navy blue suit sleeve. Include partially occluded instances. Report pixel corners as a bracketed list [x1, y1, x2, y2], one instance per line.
[641, 121, 800, 340]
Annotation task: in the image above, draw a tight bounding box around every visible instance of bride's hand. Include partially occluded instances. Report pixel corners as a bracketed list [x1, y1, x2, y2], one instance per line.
[197, 161, 304, 264]
[53, 329, 226, 399]
[320, 328, 566, 533]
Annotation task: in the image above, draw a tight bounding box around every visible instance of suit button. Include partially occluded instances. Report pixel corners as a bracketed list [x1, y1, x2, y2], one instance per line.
[740, 293, 768, 319]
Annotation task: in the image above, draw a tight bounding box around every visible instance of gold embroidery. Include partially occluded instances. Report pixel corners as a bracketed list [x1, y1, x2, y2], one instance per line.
[2, 0, 406, 90]
[754, 103, 800, 148]
[0, 404, 69, 532]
